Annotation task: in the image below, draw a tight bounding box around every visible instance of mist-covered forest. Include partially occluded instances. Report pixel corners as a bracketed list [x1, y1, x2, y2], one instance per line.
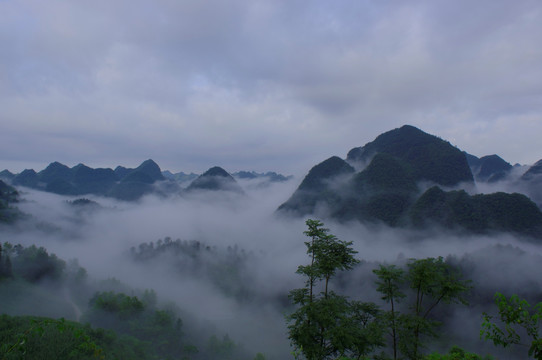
[1, 166, 542, 359]
[1, 126, 542, 359]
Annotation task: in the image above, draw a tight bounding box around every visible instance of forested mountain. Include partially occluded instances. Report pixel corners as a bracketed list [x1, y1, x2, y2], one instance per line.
[0, 242, 253, 360]
[187, 166, 244, 193]
[278, 125, 542, 239]
[347, 124, 474, 186]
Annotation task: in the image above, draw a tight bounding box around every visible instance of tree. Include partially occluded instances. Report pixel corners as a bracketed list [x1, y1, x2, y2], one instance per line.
[424, 346, 494, 359]
[401, 257, 471, 359]
[3, 254, 12, 278]
[0, 243, 13, 279]
[373, 264, 406, 360]
[287, 219, 382, 360]
[481, 292, 542, 359]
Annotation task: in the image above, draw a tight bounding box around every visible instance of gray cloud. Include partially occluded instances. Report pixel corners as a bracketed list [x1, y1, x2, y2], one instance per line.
[1, 0, 542, 173]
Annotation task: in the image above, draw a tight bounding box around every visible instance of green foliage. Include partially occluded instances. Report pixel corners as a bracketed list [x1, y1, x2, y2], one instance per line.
[0, 315, 152, 360]
[207, 334, 238, 360]
[131, 238, 252, 301]
[343, 153, 419, 226]
[6, 244, 67, 283]
[0, 180, 21, 223]
[253, 352, 266, 360]
[0, 243, 14, 279]
[373, 264, 405, 360]
[90, 292, 144, 319]
[424, 346, 494, 359]
[373, 258, 471, 360]
[481, 293, 542, 359]
[287, 219, 383, 360]
[83, 290, 194, 359]
[0, 180, 19, 204]
[410, 187, 542, 238]
[474, 192, 542, 237]
[402, 257, 471, 359]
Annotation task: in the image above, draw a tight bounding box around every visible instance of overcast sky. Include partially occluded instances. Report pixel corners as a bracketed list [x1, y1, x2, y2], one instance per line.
[1, 0, 541, 175]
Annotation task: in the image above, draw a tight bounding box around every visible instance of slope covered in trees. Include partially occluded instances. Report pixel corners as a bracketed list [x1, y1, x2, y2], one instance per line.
[277, 125, 542, 240]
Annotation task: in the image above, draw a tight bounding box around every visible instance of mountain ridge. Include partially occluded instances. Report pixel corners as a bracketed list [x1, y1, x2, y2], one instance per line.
[278, 124, 542, 239]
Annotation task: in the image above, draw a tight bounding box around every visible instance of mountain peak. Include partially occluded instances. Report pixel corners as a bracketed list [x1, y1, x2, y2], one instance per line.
[201, 166, 231, 178]
[187, 166, 243, 193]
[522, 159, 542, 181]
[134, 159, 165, 182]
[347, 125, 473, 187]
[298, 156, 355, 192]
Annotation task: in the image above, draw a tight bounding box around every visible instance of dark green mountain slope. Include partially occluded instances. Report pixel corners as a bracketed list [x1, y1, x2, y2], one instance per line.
[410, 186, 542, 238]
[335, 153, 418, 226]
[0, 180, 20, 223]
[278, 125, 542, 239]
[347, 125, 473, 187]
[277, 156, 354, 215]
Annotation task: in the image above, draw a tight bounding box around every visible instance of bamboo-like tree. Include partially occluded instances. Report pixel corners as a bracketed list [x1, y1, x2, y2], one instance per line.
[401, 257, 471, 359]
[373, 264, 405, 360]
[288, 219, 382, 360]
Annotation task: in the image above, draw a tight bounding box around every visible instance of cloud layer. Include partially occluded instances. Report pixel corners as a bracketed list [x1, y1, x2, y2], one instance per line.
[1, 0, 542, 173]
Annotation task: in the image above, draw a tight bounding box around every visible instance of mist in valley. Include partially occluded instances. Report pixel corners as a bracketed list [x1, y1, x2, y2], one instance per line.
[2, 174, 542, 359]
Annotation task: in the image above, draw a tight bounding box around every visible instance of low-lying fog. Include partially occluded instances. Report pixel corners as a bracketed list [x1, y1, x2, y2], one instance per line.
[3, 175, 542, 358]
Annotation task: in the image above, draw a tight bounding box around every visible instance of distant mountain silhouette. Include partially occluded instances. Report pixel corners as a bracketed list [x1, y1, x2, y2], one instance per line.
[467, 154, 513, 182]
[12, 169, 39, 188]
[187, 166, 244, 193]
[4, 160, 290, 201]
[0, 170, 15, 181]
[9, 160, 167, 201]
[521, 159, 542, 181]
[233, 171, 293, 182]
[162, 171, 199, 183]
[106, 160, 165, 200]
